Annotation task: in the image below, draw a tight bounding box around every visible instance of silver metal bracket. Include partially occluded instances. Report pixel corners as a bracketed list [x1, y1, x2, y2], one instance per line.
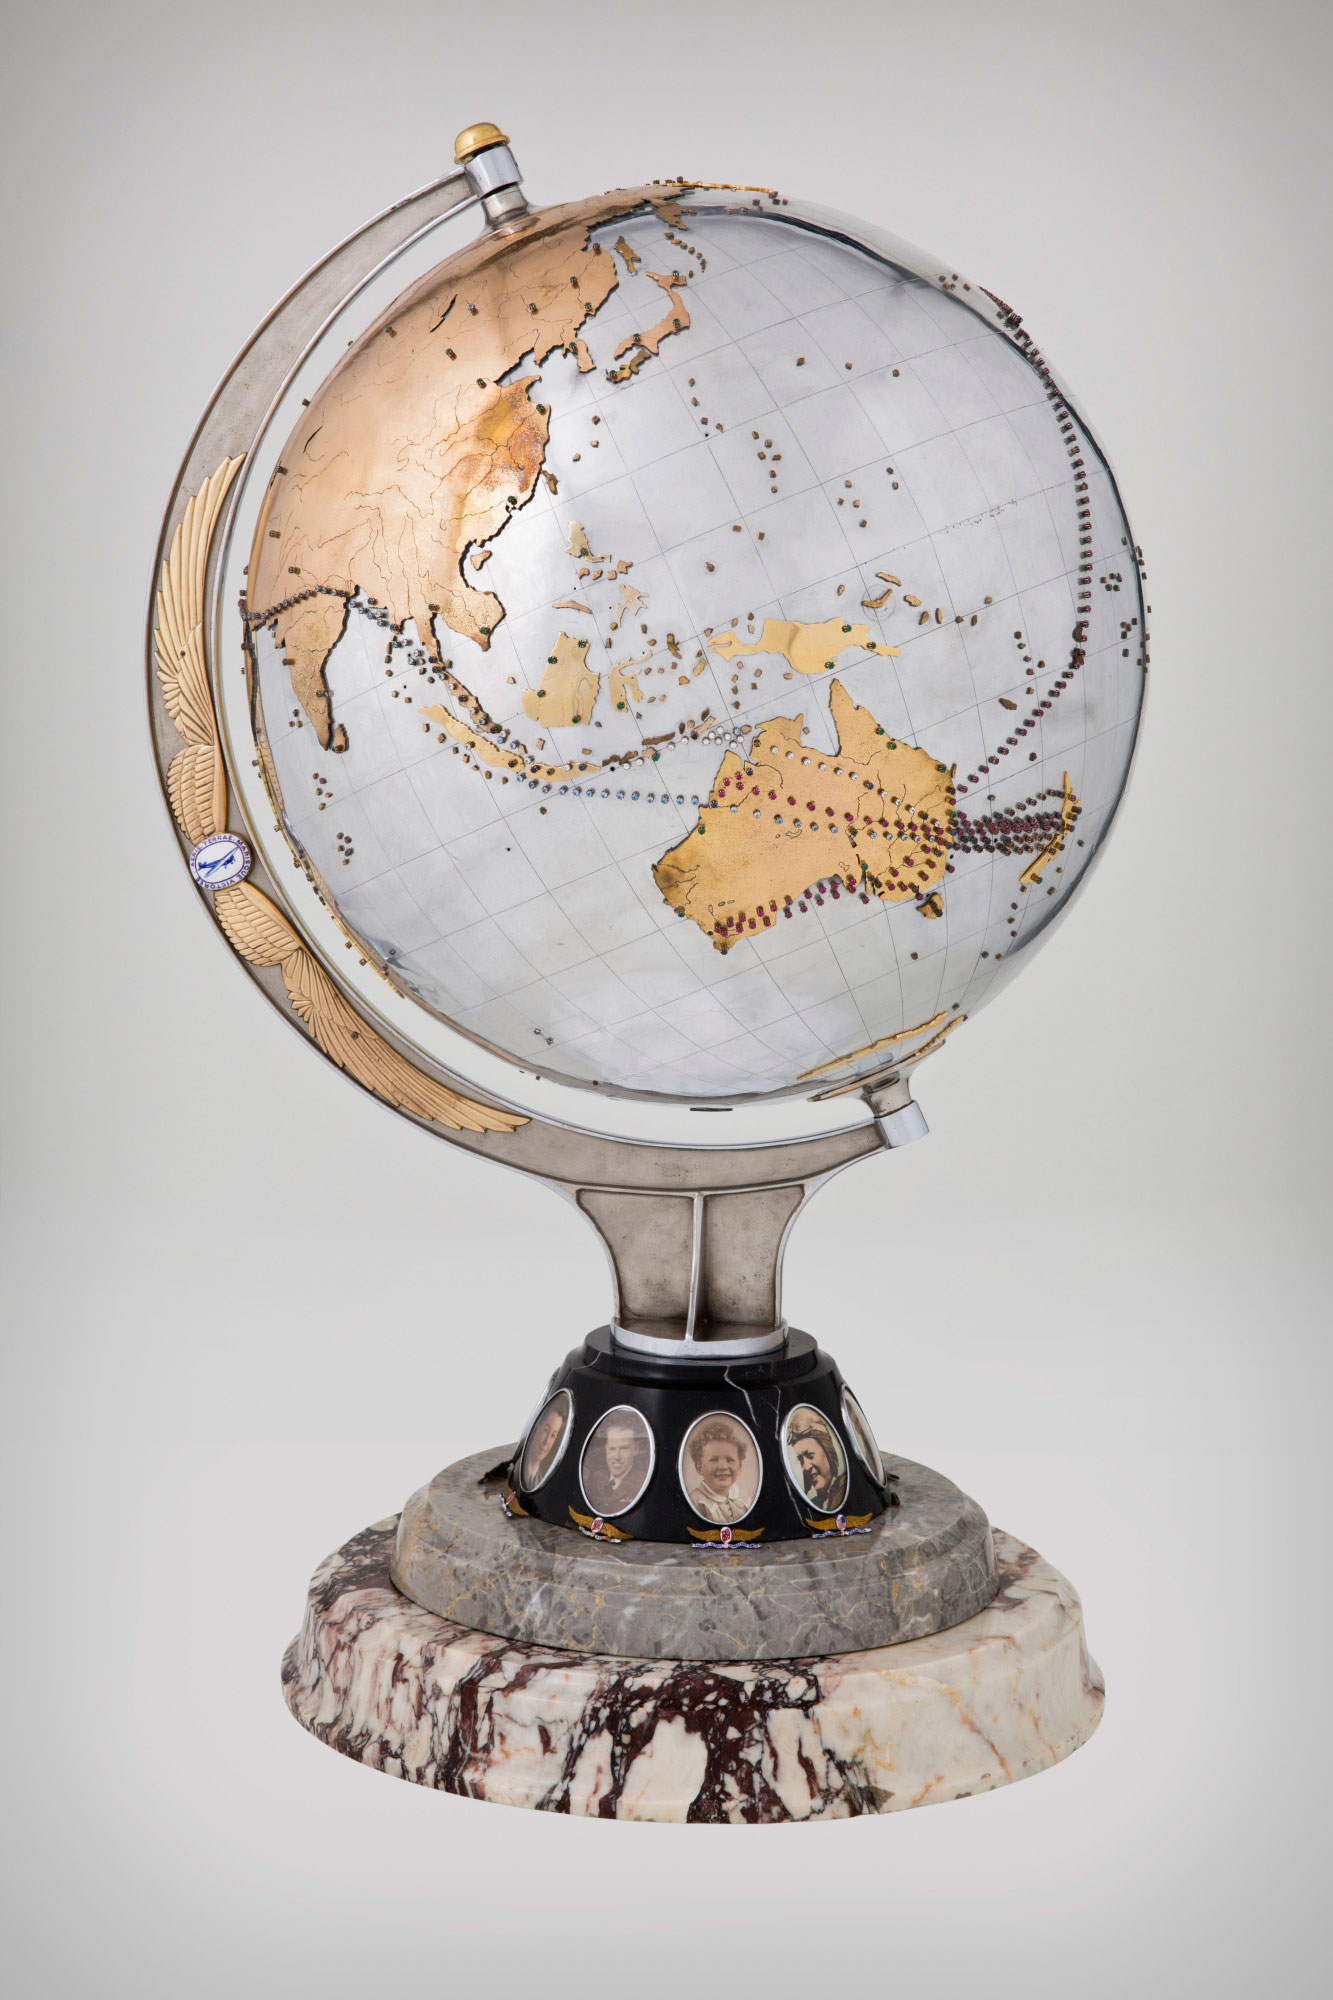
[862, 1072, 930, 1150]
[458, 131, 529, 227]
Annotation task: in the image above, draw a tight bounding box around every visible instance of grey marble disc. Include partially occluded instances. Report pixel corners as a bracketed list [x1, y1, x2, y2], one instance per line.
[391, 1446, 997, 1661]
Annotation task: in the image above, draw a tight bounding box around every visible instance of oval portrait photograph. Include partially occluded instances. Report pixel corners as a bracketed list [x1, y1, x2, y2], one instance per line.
[517, 1389, 573, 1493]
[841, 1388, 885, 1486]
[781, 1406, 849, 1516]
[579, 1406, 655, 1518]
[678, 1412, 762, 1524]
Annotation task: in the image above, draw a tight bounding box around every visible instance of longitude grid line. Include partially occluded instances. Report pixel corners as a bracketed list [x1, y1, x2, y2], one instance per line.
[680, 237, 951, 1046]
[497, 283, 698, 1085]
[608, 227, 819, 1048]
[646, 248, 863, 1046]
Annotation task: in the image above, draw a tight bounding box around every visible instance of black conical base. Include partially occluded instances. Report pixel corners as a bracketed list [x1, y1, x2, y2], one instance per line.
[507, 1327, 894, 1545]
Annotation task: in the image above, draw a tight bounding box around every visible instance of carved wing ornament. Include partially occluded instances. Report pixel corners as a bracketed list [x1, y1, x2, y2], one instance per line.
[153, 459, 526, 1138]
[154, 458, 240, 844]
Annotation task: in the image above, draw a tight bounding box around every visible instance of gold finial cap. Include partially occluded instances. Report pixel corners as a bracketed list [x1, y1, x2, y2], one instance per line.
[454, 123, 510, 164]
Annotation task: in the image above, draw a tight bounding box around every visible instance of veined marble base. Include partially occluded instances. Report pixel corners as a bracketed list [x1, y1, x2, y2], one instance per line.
[282, 1518, 1103, 1821]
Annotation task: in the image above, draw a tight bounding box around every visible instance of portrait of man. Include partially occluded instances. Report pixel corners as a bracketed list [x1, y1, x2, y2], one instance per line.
[783, 1407, 849, 1514]
[681, 1414, 761, 1523]
[580, 1406, 653, 1517]
[519, 1391, 570, 1492]
[841, 1389, 884, 1486]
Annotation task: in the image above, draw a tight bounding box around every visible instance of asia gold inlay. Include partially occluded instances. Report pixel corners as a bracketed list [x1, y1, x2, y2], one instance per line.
[153, 460, 526, 1138]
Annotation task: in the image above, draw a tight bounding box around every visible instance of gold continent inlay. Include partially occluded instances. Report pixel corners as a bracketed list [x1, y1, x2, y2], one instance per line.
[245, 184, 687, 752]
[153, 462, 525, 1137]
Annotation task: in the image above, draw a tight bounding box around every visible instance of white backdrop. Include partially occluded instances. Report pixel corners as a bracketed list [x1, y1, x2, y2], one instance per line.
[3, 3, 1328, 1994]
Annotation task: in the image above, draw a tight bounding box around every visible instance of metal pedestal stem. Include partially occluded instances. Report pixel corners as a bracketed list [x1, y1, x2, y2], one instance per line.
[568, 1072, 929, 1363]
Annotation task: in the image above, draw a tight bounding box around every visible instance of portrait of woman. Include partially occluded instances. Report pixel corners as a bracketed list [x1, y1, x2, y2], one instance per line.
[781, 1405, 849, 1514]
